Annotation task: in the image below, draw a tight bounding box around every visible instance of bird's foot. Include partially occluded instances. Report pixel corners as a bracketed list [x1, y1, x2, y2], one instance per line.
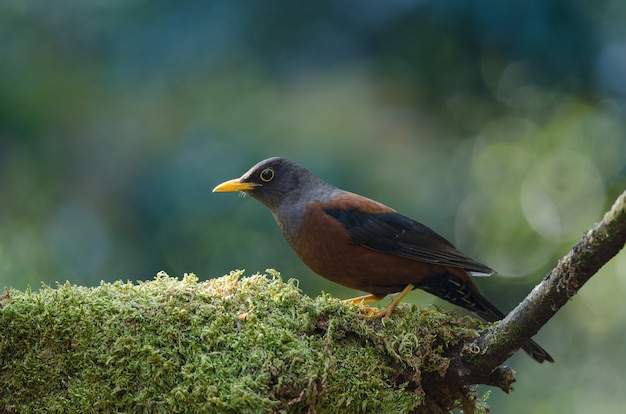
[344, 294, 394, 321]
[356, 304, 400, 322]
[354, 283, 415, 323]
[344, 294, 386, 305]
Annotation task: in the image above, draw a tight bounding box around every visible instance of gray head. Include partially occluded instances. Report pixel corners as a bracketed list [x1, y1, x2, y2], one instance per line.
[212, 157, 337, 212]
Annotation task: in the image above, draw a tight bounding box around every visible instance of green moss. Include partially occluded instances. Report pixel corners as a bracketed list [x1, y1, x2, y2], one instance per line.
[0, 270, 488, 413]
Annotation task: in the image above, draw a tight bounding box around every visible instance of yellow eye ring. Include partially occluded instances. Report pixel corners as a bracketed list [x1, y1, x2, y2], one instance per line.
[260, 168, 275, 182]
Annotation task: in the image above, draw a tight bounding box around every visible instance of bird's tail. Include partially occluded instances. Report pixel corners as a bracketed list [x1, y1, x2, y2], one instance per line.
[417, 273, 554, 364]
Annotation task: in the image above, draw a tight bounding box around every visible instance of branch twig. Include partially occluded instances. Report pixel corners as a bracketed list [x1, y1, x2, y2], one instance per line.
[436, 190, 626, 392]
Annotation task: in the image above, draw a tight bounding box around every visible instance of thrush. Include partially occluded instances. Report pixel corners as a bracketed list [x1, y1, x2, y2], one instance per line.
[213, 157, 553, 363]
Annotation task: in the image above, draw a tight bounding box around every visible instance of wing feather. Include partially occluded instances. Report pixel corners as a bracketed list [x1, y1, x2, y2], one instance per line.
[323, 206, 494, 275]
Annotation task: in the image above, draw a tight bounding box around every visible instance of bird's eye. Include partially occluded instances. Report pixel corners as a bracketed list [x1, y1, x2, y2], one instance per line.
[260, 168, 275, 182]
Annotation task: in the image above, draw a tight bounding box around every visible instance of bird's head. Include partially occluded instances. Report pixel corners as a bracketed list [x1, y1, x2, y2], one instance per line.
[213, 157, 321, 210]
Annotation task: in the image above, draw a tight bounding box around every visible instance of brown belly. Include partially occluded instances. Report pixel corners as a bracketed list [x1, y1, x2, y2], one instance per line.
[289, 203, 472, 296]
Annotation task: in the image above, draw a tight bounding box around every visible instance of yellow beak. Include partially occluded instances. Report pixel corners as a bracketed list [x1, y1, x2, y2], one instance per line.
[212, 178, 261, 193]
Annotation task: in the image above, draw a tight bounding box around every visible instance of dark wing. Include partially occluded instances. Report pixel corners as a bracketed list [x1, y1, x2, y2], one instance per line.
[323, 208, 494, 275]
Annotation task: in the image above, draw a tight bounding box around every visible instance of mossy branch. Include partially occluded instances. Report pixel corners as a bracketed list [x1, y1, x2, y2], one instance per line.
[1, 191, 624, 413]
[1, 271, 488, 413]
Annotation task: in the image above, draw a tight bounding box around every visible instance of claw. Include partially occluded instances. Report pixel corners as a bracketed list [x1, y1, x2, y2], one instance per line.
[347, 284, 415, 322]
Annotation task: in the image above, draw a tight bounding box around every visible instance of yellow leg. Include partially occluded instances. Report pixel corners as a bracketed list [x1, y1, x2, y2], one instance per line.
[344, 293, 386, 305]
[344, 293, 387, 315]
[358, 284, 415, 321]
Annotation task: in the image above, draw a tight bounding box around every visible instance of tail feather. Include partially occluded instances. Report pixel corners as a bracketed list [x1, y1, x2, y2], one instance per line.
[417, 273, 554, 363]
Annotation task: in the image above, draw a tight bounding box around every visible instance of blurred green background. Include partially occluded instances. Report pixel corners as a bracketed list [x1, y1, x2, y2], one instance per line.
[1, 0, 625, 411]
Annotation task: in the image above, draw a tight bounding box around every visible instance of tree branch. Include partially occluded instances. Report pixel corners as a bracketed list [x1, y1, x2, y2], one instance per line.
[1, 191, 624, 412]
[432, 190, 626, 392]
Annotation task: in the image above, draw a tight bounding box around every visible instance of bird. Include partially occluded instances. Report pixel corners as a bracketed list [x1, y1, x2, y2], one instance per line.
[213, 157, 554, 363]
